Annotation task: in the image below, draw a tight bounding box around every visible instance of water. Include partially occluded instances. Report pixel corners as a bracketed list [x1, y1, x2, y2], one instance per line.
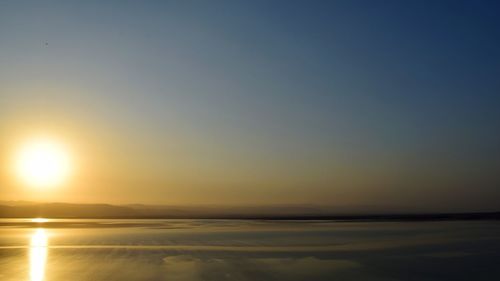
[1, 219, 499, 281]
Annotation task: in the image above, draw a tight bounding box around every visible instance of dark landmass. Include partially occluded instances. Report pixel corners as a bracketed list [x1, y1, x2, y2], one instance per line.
[0, 201, 499, 221]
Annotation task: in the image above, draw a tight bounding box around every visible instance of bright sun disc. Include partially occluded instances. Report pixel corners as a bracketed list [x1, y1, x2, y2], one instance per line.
[15, 138, 71, 188]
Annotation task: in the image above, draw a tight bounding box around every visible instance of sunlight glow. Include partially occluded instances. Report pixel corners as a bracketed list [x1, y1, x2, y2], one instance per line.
[31, 218, 49, 223]
[29, 228, 48, 281]
[15, 138, 71, 188]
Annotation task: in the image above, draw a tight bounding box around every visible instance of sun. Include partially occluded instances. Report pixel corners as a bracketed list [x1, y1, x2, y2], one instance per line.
[15, 138, 72, 188]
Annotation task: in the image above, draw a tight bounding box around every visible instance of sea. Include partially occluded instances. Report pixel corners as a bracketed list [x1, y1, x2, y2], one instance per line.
[1, 219, 499, 281]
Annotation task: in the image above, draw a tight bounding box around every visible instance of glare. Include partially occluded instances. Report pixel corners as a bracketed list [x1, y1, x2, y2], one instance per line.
[15, 138, 71, 188]
[30, 228, 48, 281]
[31, 218, 49, 223]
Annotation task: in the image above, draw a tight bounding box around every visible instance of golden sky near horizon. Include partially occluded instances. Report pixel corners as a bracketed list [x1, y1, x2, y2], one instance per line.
[0, 84, 390, 206]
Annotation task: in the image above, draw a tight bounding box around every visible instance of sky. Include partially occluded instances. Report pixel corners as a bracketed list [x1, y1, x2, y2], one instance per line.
[1, 0, 500, 211]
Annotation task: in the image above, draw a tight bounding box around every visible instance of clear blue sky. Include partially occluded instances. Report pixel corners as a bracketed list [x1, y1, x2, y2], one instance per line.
[1, 0, 499, 211]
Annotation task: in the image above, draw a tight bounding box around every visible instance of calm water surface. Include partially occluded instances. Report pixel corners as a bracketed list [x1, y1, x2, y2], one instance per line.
[0, 219, 499, 281]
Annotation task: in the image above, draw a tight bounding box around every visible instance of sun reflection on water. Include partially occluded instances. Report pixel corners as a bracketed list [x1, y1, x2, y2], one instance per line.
[31, 218, 49, 223]
[29, 228, 48, 281]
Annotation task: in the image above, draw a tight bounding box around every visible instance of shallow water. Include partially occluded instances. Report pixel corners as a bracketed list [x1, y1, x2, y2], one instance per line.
[0, 219, 499, 281]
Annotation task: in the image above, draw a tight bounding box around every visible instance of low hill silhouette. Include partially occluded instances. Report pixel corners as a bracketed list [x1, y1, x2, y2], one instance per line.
[0, 201, 499, 220]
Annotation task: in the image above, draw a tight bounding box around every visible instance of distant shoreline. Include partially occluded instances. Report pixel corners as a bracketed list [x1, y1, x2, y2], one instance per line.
[1, 212, 499, 221]
[1, 202, 499, 221]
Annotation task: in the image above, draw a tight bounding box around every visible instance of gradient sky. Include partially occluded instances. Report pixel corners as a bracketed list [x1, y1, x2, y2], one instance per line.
[1, 0, 500, 211]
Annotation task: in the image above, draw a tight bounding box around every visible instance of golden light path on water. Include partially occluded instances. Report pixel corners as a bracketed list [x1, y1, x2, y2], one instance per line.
[29, 228, 48, 281]
[31, 218, 49, 223]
